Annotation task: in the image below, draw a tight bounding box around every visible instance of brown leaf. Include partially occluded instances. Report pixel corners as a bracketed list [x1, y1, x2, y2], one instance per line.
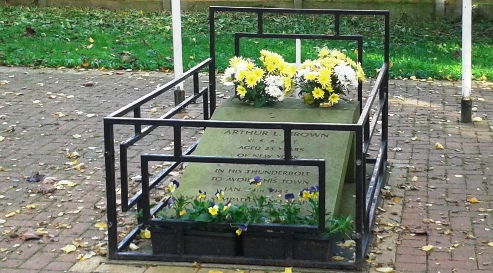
[25, 27, 36, 36]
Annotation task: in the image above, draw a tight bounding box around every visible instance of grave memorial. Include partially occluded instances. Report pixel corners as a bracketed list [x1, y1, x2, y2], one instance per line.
[104, 6, 389, 270]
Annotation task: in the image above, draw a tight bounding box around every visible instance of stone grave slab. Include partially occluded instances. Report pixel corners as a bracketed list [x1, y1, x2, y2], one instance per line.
[177, 98, 359, 216]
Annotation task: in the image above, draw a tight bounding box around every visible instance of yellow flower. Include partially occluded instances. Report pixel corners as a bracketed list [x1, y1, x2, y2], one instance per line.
[223, 202, 231, 211]
[329, 93, 340, 104]
[305, 72, 318, 81]
[245, 72, 259, 88]
[237, 85, 247, 98]
[246, 61, 255, 70]
[303, 93, 315, 105]
[318, 67, 331, 87]
[236, 229, 243, 236]
[179, 209, 187, 216]
[197, 190, 206, 200]
[301, 190, 311, 200]
[318, 47, 331, 58]
[208, 205, 219, 216]
[312, 87, 325, 99]
[356, 64, 365, 82]
[253, 68, 264, 79]
[265, 62, 276, 73]
[237, 69, 247, 81]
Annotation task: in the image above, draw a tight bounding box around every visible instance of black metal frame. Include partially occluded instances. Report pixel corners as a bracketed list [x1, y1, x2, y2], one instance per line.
[104, 6, 389, 270]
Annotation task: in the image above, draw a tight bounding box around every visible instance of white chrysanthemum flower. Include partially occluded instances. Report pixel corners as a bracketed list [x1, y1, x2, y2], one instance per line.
[333, 64, 358, 90]
[265, 84, 281, 97]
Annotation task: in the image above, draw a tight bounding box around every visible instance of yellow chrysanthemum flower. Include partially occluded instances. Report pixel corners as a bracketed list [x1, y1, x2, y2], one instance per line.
[265, 62, 276, 73]
[318, 67, 331, 87]
[312, 87, 325, 99]
[229, 56, 244, 67]
[253, 68, 264, 79]
[245, 72, 259, 88]
[246, 61, 255, 70]
[318, 47, 331, 58]
[237, 69, 247, 81]
[283, 77, 293, 94]
[304, 72, 318, 81]
[356, 64, 365, 82]
[329, 93, 340, 104]
[236, 85, 247, 98]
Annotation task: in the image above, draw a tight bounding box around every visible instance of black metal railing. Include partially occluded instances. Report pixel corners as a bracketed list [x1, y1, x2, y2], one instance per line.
[104, 6, 389, 270]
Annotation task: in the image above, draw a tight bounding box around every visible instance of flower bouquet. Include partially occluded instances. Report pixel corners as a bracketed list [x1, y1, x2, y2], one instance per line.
[296, 47, 365, 107]
[221, 50, 297, 107]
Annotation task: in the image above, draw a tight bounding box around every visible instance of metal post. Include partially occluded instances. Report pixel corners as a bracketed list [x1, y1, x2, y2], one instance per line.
[461, 0, 472, 123]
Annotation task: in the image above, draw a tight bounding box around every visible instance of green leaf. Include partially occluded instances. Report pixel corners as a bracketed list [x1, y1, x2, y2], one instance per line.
[195, 213, 213, 223]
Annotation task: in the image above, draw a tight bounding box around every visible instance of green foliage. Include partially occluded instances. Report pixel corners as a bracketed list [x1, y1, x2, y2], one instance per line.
[1, 6, 492, 80]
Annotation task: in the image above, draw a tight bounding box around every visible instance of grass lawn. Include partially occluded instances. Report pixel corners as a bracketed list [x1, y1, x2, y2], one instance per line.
[1, 5, 492, 80]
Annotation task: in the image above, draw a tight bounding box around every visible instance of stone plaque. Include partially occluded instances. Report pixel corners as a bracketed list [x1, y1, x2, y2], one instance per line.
[177, 98, 358, 216]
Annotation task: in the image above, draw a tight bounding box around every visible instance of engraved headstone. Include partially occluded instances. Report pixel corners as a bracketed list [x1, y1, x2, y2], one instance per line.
[178, 98, 358, 216]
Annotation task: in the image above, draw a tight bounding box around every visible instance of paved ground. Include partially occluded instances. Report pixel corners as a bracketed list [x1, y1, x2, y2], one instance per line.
[0, 66, 492, 273]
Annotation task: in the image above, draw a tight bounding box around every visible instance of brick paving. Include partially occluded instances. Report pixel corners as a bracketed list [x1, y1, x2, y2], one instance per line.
[0, 66, 493, 273]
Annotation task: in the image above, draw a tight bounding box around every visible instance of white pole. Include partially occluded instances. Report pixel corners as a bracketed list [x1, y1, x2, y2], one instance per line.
[461, 0, 472, 122]
[295, 39, 301, 68]
[295, 39, 302, 98]
[171, 0, 184, 90]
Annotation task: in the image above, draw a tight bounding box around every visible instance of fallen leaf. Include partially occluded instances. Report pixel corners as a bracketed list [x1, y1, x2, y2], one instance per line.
[140, 228, 151, 239]
[488, 242, 493, 247]
[89, 37, 95, 43]
[411, 176, 418, 182]
[129, 243, 139, 250]
[343, 240, 356, 247]
[0, 136, 4, 142]
[284, 268, 292, 273]
[434, 142, 444, 150]
[467, 196, 479, 203]
[5, 212, 15, 218]
[25, 204, 36, 209]
[94, 222, 107, 231]
[421, 245, 434, 252]
[393, 197, 401, 203]
[376, 267, 395, 273]
[332, 255, 344, 261]
[61, 244, 77, 254]
[73, 134, 82, 139]
[472, 117, 483, 122]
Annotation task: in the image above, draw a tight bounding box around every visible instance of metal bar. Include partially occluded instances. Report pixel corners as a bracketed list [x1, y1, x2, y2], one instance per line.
[334, 13, 340, 36]
[141, 156, 151, 225]
[354, 126, 365, 268]
[117, 224, 141, 251]
[202, 87, 209, 120]
[133, 107, 141, 134]
[105, 117, 362, 132]
[103, 120, 118, 258]
[284, 129, 292, 160]
[143, 154, 324, 167]
[173, 126, 182, 157]
[193, 72, 199, 96]
[209, 8, 217, 115]
[363, 93, 387, 154]
[236, 32, 362, 41]
[210, 6, 390, 16]
[120, 88, 207, 147]
[126, 142, 199, 209]
[258, 10, 264, 34]
[358, 37, 363, 114]
[318, 162, 326, 233]
[365, 141, 386, 215]
[108, 58, 212, 118]
[120, 145, 130, 212]
[111, 251, 358, 269]
[357, 63, 387, 126]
